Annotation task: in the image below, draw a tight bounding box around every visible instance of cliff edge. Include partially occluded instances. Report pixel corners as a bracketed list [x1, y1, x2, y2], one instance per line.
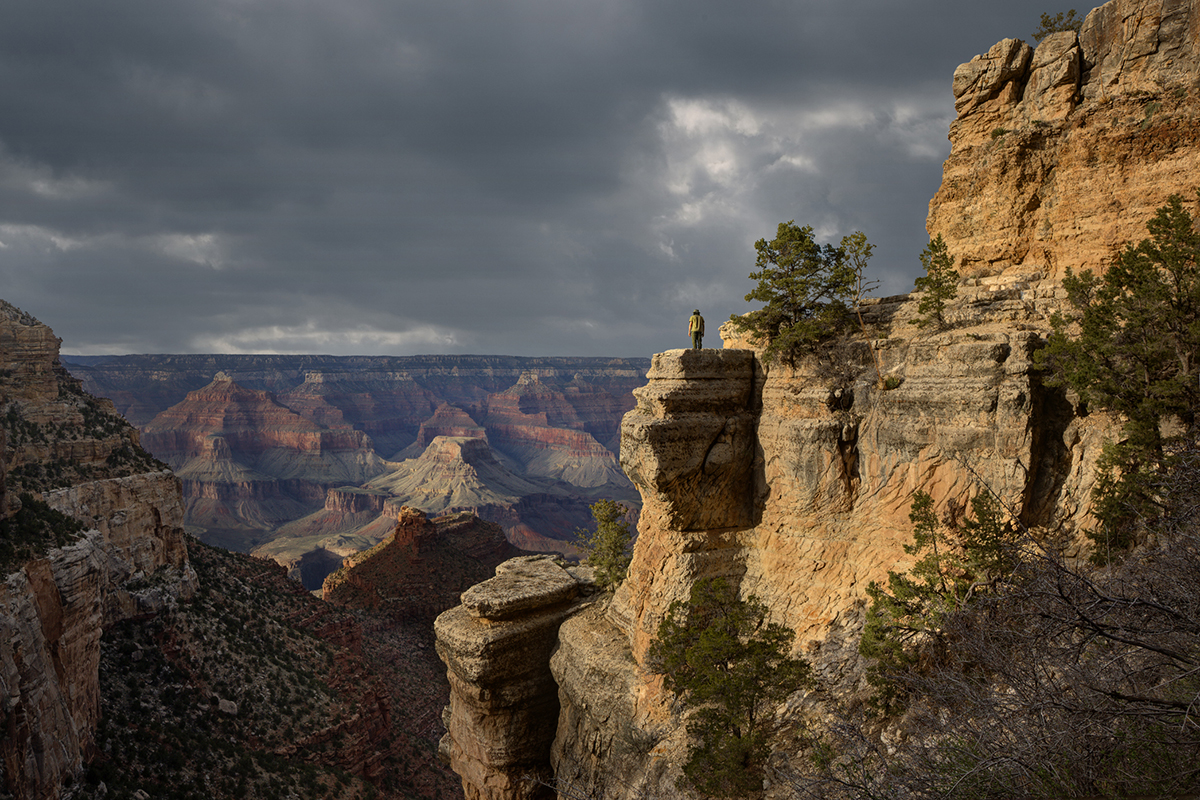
[435, 1, 1199, 797]
[0, 300, 196, 800]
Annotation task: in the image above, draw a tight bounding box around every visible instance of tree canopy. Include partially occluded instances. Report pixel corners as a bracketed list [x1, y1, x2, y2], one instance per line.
[727, 221, 858, 364]
[1038, 193, 1200, 556]
[1033, 9, 1083, 42]
[572, 499, 633, 591]
[648, 577, 811, 797]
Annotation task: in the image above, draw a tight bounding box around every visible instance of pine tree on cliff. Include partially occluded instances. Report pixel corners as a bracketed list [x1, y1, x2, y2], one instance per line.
[1039, 193, 1200, 559]
[911, 234, 958, 329]
[727, 221, 857, 364]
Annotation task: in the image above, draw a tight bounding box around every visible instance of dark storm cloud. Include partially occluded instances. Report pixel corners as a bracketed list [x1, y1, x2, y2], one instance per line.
[0, 0, 1062, 356]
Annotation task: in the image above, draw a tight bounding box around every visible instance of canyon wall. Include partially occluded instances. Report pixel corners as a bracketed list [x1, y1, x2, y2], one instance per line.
[436, 1, 1198, 797]
[929, 0, 1200, 279]
[0, 301, 195, 800]
[71, 356, 647, 563]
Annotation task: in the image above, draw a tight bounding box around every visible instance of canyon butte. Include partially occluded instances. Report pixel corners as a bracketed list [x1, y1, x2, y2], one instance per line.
[65, 355, 647, 588]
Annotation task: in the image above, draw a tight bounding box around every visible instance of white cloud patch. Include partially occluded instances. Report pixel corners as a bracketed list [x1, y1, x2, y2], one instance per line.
[0, 223, 92, 252]
[152, 233, 228, 269]
[191, 320, 462, 355]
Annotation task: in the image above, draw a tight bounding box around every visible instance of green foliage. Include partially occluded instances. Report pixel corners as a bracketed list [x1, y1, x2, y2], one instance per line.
[1038, 193, 1200, 560]
[0, 493, 87, 573]
[911, 234, 958, 329]
[1033, 9, 1083, 42]
[573, 499, 633, 591]
[648, 577, 812, 797]
[728, 221, 857, 365]
[860, 490, 1016, 713]
[844, 231, 885, 385]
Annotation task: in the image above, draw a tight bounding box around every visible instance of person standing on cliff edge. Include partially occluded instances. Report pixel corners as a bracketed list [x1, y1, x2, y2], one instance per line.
[688, 309, 705, 349]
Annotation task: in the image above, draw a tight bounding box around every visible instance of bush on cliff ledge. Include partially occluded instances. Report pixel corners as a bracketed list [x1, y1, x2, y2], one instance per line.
[648, 577, 812, 797]
[727, 221, 860, 365]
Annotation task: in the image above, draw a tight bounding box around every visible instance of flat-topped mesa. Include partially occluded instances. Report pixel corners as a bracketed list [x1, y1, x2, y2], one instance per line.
[435, 555, 595, 800]
[930, 0, 1200, 280]
[618, 348, 760, 533]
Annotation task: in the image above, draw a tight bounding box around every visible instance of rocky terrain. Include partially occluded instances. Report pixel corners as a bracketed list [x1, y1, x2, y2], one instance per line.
[322, 506, 529, 621]
[929, 0, 1200, 280]
[0, 300, 196, 800]
[67, 356, 648, 580]
[432, 2, 1200, 798]
[3, 301, 543, 800]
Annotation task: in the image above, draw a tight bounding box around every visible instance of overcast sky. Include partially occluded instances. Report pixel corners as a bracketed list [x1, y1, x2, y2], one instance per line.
[0, 0, 1067, 357]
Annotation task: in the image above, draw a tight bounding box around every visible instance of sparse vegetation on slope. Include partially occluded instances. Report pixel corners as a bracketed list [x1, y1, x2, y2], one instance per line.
[77, 537, 461, 800]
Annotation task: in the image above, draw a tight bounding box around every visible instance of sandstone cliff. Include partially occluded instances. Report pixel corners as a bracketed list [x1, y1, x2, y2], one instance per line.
[436, 2, 1198, 797]
[0, 300, 195, 800]
[929, 0, 1200, 279]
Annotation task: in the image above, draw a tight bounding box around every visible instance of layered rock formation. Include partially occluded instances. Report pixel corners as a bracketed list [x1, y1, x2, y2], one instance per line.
[929, 0, 1200, 279]
[436, 2, 1197, 797]
[140, 374, 387, 548]
[483, 372, 628, 489]
[0, 300, 195, 800]
[65, 355, 649, 437]
[71, 357, 647, 561]
[434, 556, 596, 800]
[322, 506, 527, 621]
[365, 436, 602, 555]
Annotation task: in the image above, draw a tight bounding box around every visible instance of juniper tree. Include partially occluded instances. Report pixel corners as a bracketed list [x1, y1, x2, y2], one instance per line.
[1038, 193, 1200, 558]
[648, 577, 812, 797]
[728, 221, 857, 364]
[573, 499, 633, 590]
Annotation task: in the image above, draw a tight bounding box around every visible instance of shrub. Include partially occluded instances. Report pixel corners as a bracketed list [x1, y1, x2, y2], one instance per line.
[573, 499, 633, 591]
[648, 577, 812, 796]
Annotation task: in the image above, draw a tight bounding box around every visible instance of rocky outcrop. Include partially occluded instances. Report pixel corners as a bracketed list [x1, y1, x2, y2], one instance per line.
[323, 507, 527, 621]
[435, 556, 596, 800]
[929, 0, 1200, 280]
[0, 300, 195, 800]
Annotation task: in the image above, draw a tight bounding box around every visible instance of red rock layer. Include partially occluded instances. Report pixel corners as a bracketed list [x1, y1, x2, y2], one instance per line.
[322, 507, 527, 621]
[142, 375, 375, 462]
[414, 403, 487, 450]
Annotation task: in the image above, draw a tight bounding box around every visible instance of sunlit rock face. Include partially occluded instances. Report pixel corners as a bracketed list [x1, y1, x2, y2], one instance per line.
[929, 0, 1200, 281]
[435, 2, 1200, 796]
[0, 300, 195, 800]
[434, 556, 595, 800]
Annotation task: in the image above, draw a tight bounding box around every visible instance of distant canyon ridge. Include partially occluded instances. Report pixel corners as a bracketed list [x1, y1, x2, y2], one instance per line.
[64, 354, 650, 587]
